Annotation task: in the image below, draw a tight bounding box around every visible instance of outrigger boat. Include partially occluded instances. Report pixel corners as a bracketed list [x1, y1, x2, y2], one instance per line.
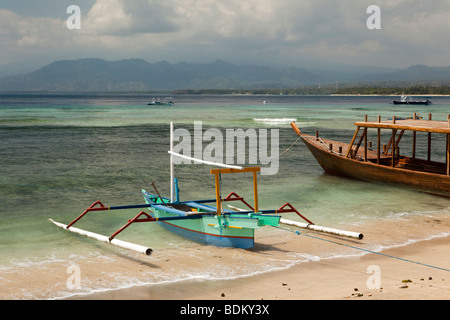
[50, 123, 363, 255]
[291, 113, 450, 196]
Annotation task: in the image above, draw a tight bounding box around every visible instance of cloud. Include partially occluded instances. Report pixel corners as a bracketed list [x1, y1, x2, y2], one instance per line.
[0, 9, 65, 50]
[83, 0, 179, 35]
[1, 0, 450, 68]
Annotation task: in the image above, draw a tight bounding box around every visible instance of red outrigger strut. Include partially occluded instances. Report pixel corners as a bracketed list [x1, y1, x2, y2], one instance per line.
[108, 211, 154, 242]
[66, 200, 107, 229]
[224, 192, 255, 211]
[277, 202, 314, 225]
[65, 201, 158, 242]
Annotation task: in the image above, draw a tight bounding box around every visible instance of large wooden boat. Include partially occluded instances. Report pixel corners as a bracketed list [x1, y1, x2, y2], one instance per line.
[291, 113, 450, 196]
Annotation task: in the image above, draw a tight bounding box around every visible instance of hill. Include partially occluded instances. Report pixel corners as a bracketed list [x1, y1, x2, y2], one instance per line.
[0, 59, 449, 92]
[0, 58, 320, 92]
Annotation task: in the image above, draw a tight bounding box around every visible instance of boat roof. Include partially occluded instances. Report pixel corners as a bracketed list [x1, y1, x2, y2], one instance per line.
[354, 119, 450, 134]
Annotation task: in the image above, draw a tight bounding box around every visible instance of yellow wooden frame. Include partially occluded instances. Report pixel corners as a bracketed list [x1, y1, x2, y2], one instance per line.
[210, 167, 260, 214]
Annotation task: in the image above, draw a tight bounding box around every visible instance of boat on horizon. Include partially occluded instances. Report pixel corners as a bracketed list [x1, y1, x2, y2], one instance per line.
[148, 97, 174, 106]
[291, 113, 450, 196]
[392, 95, 431, 105]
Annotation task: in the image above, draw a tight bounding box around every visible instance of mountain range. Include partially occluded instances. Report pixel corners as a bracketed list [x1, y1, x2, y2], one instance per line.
[0, 58, 449, 92]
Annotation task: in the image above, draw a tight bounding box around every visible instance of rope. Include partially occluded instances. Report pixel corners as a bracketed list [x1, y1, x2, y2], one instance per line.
[318, 138, 346, 156]
[278, 227, 450, 272]
[267, 136, 302, 159]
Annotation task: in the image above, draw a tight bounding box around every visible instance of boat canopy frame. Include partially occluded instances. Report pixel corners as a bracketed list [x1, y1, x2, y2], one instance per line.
[210, 166, 260, 215]
[347, 113, 450, 175]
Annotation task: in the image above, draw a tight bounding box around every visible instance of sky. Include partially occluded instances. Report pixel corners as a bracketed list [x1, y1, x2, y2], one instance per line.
[1, 0, 450, 74]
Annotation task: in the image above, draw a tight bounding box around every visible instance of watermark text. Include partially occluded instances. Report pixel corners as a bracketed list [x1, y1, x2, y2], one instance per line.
[66, 5, 81, 30]
[172, 122, 279, 175]
[66, 264, 81, 289]
[366, 5, 381, 30]
[366, 264, 381, 289]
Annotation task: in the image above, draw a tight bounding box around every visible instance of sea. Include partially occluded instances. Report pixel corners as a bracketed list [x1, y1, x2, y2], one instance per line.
[1, 93, 449, 299]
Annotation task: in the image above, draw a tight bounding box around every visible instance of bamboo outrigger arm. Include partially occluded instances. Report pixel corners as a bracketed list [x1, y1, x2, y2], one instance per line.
[279, 218, 364, 240]
[65, 200, 152, 229]
[51, 201, 157, 255]
[50, 200, 208, 255]
[226, 195, 363, 240]
[50, 219, 154, 256]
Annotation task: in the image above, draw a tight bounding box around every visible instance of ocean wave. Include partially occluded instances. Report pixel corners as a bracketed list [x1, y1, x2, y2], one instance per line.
[386, 206, 450, 220]
[253, 118, 297, 125]
[253, 118, 318, 127]
[54, 230, 450, 300]
[51, 252, 316, 300]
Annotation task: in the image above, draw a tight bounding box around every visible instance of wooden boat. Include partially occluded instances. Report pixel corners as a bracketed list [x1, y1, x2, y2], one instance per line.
[291, 113, 450, 196]
[49, 123, 363, 255]
[50, 164, 362, 253]
[141, 166, 282, 249]
[392, 95, 431, 105]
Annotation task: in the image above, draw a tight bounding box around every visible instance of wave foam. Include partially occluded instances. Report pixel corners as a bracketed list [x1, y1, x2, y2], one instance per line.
[253, 118, 297, 125]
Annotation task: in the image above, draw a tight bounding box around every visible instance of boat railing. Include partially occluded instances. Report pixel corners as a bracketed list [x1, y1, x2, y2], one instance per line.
[303, 113, 450, 176]
[351, 113, 450, 175]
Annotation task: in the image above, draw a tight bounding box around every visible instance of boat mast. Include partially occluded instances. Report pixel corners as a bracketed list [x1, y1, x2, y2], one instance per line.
[168, 122, 243, 204]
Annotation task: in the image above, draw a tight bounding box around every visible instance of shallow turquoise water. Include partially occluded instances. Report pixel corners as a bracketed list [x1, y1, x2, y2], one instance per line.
[1, 93, 449, 298]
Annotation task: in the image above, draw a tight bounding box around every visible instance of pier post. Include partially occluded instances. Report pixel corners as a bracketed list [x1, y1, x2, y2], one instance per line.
[428, 113, 432, 161]
[377, 115, 381, 164]
[447, 115, 450, 175]
[391, 129, 397, 167]
[447, 133, 449, 175]
[364, 115, 368, 162]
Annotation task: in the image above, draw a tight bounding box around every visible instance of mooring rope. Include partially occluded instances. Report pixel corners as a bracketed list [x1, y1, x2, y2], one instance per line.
[279, 227, 450, 272]
[266, 135, 302, 159]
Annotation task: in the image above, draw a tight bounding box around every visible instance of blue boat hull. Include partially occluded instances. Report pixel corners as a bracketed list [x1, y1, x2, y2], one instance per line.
[142, 190, 256, 249]
[157, 219, 254, 249]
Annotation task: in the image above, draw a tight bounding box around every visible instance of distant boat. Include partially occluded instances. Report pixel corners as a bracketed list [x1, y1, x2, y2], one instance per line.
[392, 95, 431, 105]
[148, 97, 174, 106]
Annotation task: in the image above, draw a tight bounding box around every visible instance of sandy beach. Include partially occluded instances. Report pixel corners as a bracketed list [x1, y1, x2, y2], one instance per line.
[74, 234, 449, 301]
[68, 212, 450, 301]
[1, 212, 449, 301]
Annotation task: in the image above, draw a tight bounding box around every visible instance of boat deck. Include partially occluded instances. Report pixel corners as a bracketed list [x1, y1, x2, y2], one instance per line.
[304, 136, 391, 161]
[354, 119, 450, 134]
